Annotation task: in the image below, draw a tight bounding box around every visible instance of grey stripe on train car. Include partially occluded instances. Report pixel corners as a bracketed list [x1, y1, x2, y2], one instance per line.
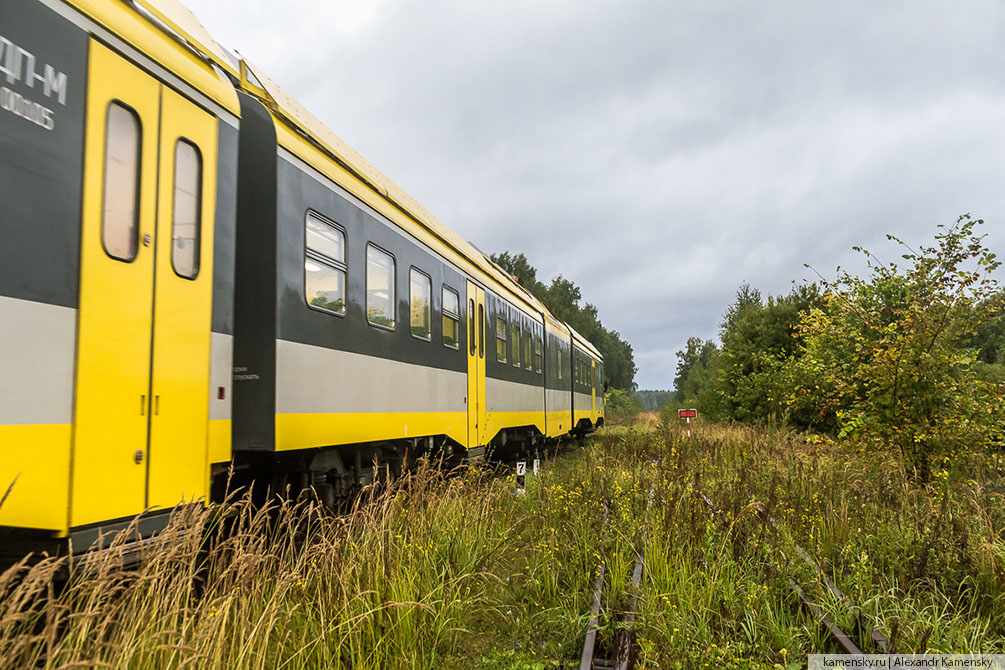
[0, 296, 75, 425]
[209, 332, 232, 421]
[485, 377, 545, 414]
[547, 388, 572, 412]
[275, 339, 466, 415]
[575, 392, 595, 412]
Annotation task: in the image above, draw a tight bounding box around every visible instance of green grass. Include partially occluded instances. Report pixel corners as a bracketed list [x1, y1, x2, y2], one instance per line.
[1, 422, 1003, 668]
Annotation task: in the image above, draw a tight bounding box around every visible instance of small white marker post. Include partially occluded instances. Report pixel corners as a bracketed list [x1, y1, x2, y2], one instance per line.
[532, 458, 540, 476]
[678, 408, 697, 440]
[516, 461, 527, 494]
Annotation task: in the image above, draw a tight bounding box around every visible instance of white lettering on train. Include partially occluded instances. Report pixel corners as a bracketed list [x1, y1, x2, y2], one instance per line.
[0, 35, 68, 106]
[1, 86, 55, 130]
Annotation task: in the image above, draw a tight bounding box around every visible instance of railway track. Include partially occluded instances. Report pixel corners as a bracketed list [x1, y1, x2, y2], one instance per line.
[574, 454, 893, 666]
[691, 487, 892, 655]
[580, 485, 654, 670]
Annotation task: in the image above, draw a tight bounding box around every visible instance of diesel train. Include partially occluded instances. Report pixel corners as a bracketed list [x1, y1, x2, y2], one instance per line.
[0, 0, 605, 558]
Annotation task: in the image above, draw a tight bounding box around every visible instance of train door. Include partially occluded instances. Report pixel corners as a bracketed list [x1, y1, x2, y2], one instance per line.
[466, 282, 486, 447]
[71, 41, 217, 527]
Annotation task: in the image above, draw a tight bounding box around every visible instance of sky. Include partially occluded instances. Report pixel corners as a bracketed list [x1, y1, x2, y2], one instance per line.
[183, 0, 1005, 390]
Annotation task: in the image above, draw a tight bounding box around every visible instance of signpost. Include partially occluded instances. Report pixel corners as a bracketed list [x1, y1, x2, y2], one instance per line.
[678, 408, 697, 439]
[516, 460, 527, 494]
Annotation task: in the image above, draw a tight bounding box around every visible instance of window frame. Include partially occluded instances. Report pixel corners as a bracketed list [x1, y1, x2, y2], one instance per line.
[523, 329, 533, 371]
[533, 335, 543, 374]
[442, 285, 460, 350]
[100, 100, 142, 264]
[304, 210, 348, 317]
[408, 267, 432, 341]
[511, 322, 522, 368]
[495, 313, 507, 363]
[365, 242, 396, 330]
[170, 137, 203, 280]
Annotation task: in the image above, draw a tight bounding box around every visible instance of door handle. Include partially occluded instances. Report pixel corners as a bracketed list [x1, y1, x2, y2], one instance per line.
[154, 395, 160, 416]
[140, 394, 146, 416]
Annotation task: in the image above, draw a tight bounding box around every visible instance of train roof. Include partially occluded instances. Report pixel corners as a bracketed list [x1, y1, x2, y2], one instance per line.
[569, 325, 604, 361]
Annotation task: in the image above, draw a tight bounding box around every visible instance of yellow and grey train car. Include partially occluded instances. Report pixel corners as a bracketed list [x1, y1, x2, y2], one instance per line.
[0, 0, 239, 556]
[1, 0, 604, 555]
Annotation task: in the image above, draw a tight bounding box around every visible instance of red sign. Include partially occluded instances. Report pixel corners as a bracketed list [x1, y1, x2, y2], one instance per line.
[678, 409, 697, 418]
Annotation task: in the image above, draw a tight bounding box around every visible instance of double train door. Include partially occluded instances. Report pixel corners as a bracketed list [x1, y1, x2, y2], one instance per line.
[71, 42, 217, 527]
[466, 282, 486, 448]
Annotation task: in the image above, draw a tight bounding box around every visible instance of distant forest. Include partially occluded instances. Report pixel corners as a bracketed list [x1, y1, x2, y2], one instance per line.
[634, 389, 672, 412]
[491, 252, 636, 391]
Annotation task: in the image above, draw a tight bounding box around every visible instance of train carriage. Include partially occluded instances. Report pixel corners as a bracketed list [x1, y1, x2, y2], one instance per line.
[0, 0, 240, 551]
[0, 0, 604, 557]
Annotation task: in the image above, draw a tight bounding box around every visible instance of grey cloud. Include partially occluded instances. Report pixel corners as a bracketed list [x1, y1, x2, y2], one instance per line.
[187, 0, 1005, 388]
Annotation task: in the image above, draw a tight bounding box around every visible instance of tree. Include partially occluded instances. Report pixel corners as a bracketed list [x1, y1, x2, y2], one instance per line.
[706, 283, 819, 423]
[789, 216, 1004, 477]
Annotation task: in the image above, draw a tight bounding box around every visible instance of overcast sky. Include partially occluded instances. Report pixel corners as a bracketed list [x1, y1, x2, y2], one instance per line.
[184, 0, 1005, 390]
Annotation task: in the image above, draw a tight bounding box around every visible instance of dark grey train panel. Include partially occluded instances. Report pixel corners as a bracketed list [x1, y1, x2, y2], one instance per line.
[274, 154, 469, 374]
[210, 121, 239, 335]
[484, 290, 545, 388]
[0, 0, 87, 307]
[232, 93, 278, 450]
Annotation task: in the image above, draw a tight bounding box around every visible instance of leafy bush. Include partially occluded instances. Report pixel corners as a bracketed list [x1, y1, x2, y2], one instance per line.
[604, 387, 642, 424]
[788, 216, 1005, 477]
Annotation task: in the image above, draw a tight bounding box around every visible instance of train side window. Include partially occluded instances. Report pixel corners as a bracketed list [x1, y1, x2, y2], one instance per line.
[496, 315, 507, 363]
[409, 268, 431, 340]
[523, 330, 532, 371]
[557, 347, 563, 380]
[512, 324, 521, 367]
[171, 139, 202, 279]
[101, 102, 141, 262]
[443, 286, 460, 349]
[305, 212, 346, 315]
[534, 336, 543, 373]
[366, 244, 395, 328]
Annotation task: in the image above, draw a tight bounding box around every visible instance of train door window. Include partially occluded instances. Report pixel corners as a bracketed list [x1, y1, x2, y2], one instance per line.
[523, 329, 532, 371]
[478, 304, 484, 358]
[171, 140, 202, 279]
[101, 102, 141, 262]
[305, 212, 346, 315]
[443, 286, 460, 349]
[469, 299, 476, 355]
[409, 268, 431, 340]
[512, 324, 521, 367]
[557, 347, 563, 380]
[366, 244, 395, 328]
[534, 336, 543, 373]
[495, 315, 507, 363]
